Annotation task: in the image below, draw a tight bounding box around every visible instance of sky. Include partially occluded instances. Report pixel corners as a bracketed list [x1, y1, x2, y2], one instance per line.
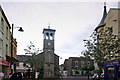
[0, 0, 119, 64]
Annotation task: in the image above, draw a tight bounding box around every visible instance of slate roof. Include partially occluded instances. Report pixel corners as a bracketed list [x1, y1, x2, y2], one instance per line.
[17, 55, 31, 62]
[95, 5, 107, 31]
[43, 28, 56, 33]
[69, 57, 85, 61]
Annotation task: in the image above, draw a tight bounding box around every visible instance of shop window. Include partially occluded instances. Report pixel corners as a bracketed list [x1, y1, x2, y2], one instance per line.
[75, 71, 79, 74]
[107, 67, 114, 79]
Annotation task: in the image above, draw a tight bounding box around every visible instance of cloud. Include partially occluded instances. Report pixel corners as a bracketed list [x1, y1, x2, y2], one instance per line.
[1, 0, 120, 2]
[1, 1, 119, 65]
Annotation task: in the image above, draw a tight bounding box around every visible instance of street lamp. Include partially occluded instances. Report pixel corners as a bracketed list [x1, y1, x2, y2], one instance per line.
[11, 24, 24, 74]
[11, 24, 24, 57]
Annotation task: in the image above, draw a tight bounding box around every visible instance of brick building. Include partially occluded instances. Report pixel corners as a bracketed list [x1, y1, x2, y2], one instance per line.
[64, 57, 94, 76]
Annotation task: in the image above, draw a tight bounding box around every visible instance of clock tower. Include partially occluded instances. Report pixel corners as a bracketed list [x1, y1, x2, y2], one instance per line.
[43, 26, 56, 78]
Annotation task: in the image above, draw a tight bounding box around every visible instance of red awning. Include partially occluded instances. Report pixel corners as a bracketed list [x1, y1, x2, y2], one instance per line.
[0, 59, 10, 66]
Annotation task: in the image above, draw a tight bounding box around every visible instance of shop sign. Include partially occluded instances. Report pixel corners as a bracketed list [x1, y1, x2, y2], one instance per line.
[104, 60, 119, 67]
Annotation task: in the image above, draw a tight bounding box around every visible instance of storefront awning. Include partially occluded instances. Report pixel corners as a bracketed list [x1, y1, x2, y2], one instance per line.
[6, 55, 19, 63]
[0, 59, 10, 66]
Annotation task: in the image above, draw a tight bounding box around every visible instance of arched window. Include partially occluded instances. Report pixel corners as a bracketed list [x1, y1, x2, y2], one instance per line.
[50, 33, 53, 40]
[46, 33, 49, 39]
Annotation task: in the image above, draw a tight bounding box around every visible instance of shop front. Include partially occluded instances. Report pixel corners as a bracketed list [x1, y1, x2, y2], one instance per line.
[104, 59, 120, 80]
[6, 55, 19, 74]
[0, 59, 10, 78]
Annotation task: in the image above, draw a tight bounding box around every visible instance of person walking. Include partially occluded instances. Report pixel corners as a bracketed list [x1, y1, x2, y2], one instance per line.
[0, 71, 4, 80]
[9, 72, 22, 80]
[9, 73, 12, 79]
[117, 70, 120, 80]
[92, 72, 98, 80]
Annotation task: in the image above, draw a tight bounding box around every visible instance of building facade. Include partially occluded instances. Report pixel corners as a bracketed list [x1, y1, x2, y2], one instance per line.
[0, 5, 11, 78]
[6, 37, 18, 74]
[16, 55, 31, 73]
[95, 4, 120, 80]
[0, 5, 18, 78]
[64, 57, 94, 76]
[95, 5, 120, 64]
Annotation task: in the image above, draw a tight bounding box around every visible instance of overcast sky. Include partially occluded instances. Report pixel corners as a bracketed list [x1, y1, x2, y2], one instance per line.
[0, 0, 119, 64]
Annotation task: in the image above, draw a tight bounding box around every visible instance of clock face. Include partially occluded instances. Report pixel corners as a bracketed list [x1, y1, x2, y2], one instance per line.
[48, 49, 51, 51]
[48, 43, 51, 46]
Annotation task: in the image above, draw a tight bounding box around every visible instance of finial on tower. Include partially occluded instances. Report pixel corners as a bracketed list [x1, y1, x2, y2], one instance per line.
[48, 22, 50, 29]
[104, 1, 106, 6]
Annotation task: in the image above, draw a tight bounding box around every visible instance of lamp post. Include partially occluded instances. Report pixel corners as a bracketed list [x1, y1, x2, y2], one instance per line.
[11, 24, 24, 74]
[87, 63, 90, 80]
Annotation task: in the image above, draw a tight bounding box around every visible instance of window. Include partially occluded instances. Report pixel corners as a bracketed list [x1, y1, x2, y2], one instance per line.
[13, 47, 16, 57]
[6, 26, 8, 37]
[6, 44, 8, 55]
[75, 61, 78, 64]
[109, 27, 113, 35]
[1, 18, 4, 31]
[50, 33, 53, 40]
[16, 63, 19, 66]
[75, 66, 78, 70]
[109, 49, 113, 56]
[0, 39, 3, 57]
[88, 61, 90, 64]
[46, 33, 49, 39]
[97, 35, 99, 39]
[81, 61, 84, 65]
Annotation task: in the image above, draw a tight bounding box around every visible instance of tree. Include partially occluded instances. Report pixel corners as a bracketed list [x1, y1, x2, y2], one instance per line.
[24, 41, 44, 79]
[83, 27, 120, 80]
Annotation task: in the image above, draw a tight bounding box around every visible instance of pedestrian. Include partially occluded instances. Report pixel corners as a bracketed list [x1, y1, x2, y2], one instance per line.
[9, 72, 22, 80]
[17, 72, 22, 80]
[60, 73, 63, 78]
[92, 72, 98, 80]
[9, 73, 12, 79]
[9, 72, 17, 80]
[27, 69, 31, 78]
[117, 70, 120, 80]
[0, 71, 4, 80]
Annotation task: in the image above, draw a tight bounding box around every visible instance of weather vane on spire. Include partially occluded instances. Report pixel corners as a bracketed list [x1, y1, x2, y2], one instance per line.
[48, 22, 50, 29]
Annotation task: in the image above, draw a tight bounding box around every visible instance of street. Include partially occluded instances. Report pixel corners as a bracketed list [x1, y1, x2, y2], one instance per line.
[39, 76, 93, 80]
[59, 76, 93, 80]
